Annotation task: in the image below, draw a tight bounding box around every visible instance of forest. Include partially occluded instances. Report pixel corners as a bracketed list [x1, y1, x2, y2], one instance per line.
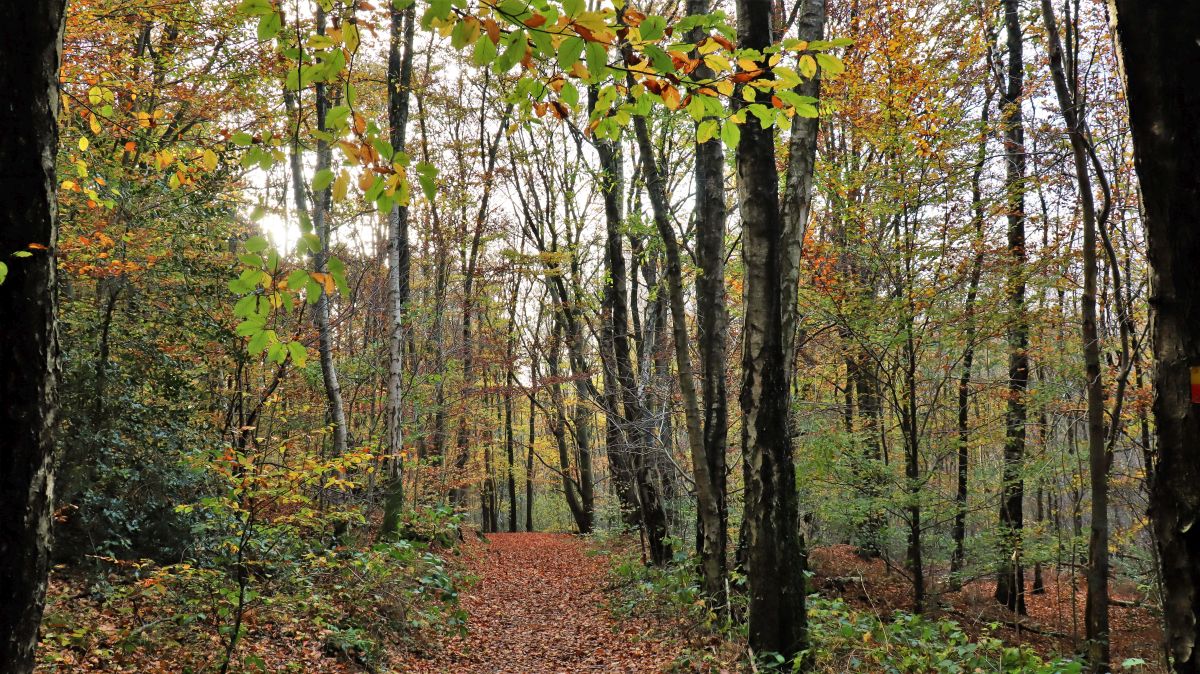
[2, 0, 1200, 672]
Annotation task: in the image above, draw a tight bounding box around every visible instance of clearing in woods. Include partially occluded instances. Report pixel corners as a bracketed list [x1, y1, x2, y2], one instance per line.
[397, 532, 680, 673]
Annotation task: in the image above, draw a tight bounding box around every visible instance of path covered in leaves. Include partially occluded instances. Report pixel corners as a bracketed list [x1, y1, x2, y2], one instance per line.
[398, 532, 680, 673]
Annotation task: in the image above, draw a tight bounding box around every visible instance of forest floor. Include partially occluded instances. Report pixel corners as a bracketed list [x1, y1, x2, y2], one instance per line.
[395, 532, 683, 673]
[807, 545, 1167, 672]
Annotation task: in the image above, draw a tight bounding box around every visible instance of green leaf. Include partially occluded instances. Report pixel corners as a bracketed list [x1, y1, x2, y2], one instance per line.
[562, 0, 583, 17]
[696, 119, 718, 143]
[238, 253, 263, 267]
[257, 12, 282, 41]
[234, 294, 260, 318]
[815, 53, 845, 76]
[12, 251, 32, 258]
[721, 119, 741, 148]
[0, 261, 7, 285]
[473, 34, 498, 66]
[232, 132, 254, 147]
[286, 269, 309, 290]
[560, 80, 579, 107]
[558, 37, 586, 71]
[639, 15, 666, 42]
[585, 41, 607, 79]
[416, 162, 438, 201]
[236, 0, 274, 16]
[248, 329, 271, 354]
[287, 341, 308, 367]
[496, 29, 526, 72]
[312, 169, 335, 192]
[245, 235, 268, 253]
[236, 318, 264, 337]
[326, 105, 352, 130]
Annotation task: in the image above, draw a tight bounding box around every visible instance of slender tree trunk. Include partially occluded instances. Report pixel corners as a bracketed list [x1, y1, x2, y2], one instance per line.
[1107, 3, 1200, 670]
[547, 316, 591, 532]
[1041, 2, 1108, 666]
[780, 0, 825, 384]
[735, 0, 807, 657]
[285, 9, 348, 459]
[951, 86, 992, 583]
[526, 381, 536, 532]
[380, 0, 416, 536]
[0, 2, 65, 670]
[380, 0, 416, 538]
[995, 0, 1029, 615]
[630, 105, 723, 597]
[593, 109, 670, 564]
[506, 281, 519, 532]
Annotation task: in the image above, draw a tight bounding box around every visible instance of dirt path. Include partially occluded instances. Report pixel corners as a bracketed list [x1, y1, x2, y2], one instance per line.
[396, 532, 680, 673]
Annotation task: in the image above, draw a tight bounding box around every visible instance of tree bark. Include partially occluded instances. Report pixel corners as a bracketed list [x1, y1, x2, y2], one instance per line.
[1107, 2, 1200, 670]
[735, 0, 807, 657]
[995, 0, 1029, 615]
[0, 2, 66, 670]
[686, 4, 733, 613]
[380, 0, 416, 537]
[284, 9, 348, 460]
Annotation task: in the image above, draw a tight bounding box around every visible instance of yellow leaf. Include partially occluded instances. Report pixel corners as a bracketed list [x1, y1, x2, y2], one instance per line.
[89, 114, 102, 134]
[344, 23, 360, 53]
[799, 54, 817, 79]
[704, 53, 732, 72]
[332, 170, 350, 201]
[202, 149, 218, 171]
[78, 137, 89, 152]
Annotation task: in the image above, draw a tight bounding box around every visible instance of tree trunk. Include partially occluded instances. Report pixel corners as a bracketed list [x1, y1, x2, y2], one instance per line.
[630, 103, 723, 599]
[950, 84, 992, 583]
[506, 281, 519, 533]
[735, 0, 807, 657]
[0, 2, 66, 670]
[1041, 1, 1108, 667]
[526, 381, 536, 532]
[1107, 2, 1200, 670]
[995, 0, 1028, 615]
[285, 9, 348, 460]
[593, 113, 670, 565]
[687, 0, 732, 612]
[380, 0, 416, 537]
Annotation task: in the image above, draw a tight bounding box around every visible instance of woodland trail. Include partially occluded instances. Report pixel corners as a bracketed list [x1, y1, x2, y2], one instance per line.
[397, 532, 681, 673]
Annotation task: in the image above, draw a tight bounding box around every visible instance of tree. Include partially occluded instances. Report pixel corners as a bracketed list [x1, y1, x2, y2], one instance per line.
[1108, 2, 1200, 671]
[995, 0, 1029, 615]
[0, 2, 67, 670]
[735, 0, 808, 658]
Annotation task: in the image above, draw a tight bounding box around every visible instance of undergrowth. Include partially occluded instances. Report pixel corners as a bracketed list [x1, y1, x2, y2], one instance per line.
[38, 503, 468, 673]
[600, 536, 1135, 673]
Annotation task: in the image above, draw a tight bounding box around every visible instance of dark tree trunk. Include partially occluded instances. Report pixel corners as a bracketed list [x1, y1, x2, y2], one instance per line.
[592, 110, 670, 565]
[526, 385, 536, 533]
[684, 0, 734, 611]
[735, 0, 807, 658]
[0, 1, 66, 670]
[629, 97, 724, 599]
[950, 84, 992, 583]
[995, 0, 1029, 615]
[506, 282, 519, 533]
[1107, 2, 1200, 670]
